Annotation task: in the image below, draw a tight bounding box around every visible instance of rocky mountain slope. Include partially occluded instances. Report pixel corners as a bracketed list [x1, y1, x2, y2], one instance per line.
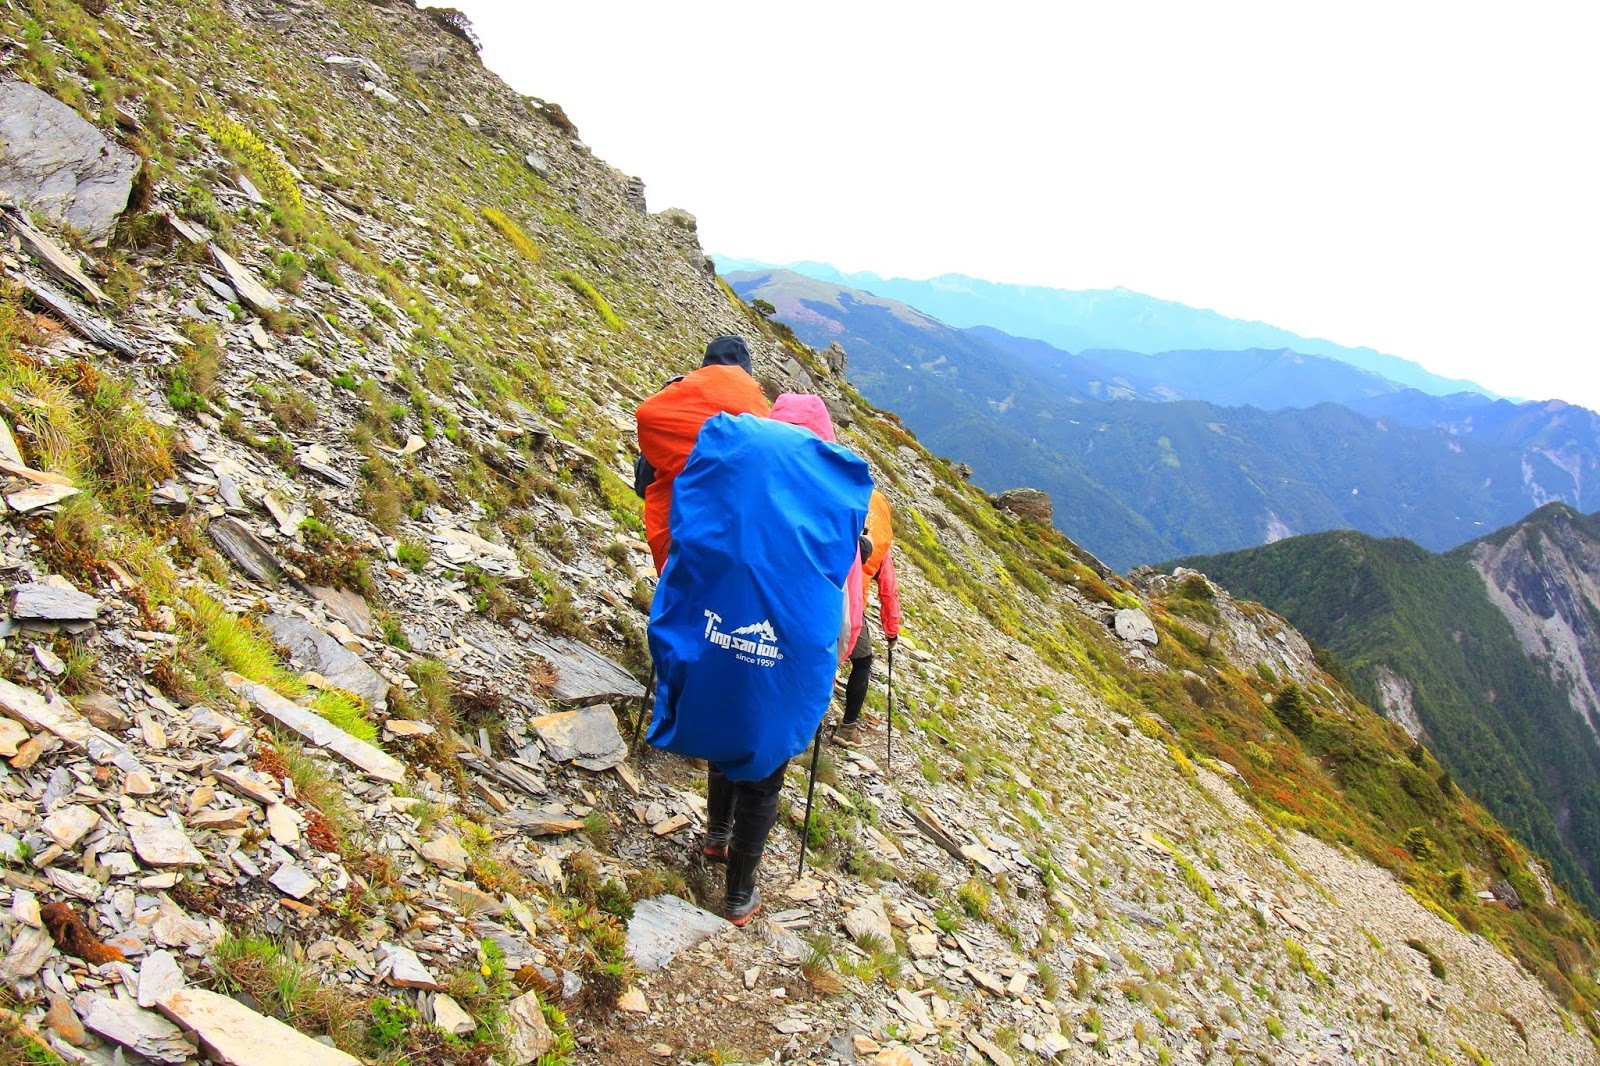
[728, 269, 1591, 571]
[1174, 504, 1600, 913]
[0, 2, 1597, 1065]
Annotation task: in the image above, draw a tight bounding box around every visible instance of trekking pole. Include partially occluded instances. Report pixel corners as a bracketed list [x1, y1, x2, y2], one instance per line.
[885, 641, 895, 776]
[632, 663, 654, 753]
[797, 725, 824, 876]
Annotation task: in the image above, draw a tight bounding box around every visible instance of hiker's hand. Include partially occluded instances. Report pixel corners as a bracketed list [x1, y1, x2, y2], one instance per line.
[886, 636, 897, 648]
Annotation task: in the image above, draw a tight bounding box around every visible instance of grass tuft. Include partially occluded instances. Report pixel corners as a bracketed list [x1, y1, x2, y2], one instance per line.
[556, 270, 620, 329]
[481, 206, 540, 262]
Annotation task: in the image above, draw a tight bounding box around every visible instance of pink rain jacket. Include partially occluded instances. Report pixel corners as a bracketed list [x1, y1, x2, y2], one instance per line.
[769, 393, 867, 662]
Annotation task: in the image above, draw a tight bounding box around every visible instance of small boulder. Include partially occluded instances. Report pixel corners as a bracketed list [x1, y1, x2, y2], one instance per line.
[1490, 878, 1524, 909]
[1114, 608, 1159, 646]
[0, 81, 140, 242]
[996, 487, 1053, 522]
[503, 989, 554, 1062]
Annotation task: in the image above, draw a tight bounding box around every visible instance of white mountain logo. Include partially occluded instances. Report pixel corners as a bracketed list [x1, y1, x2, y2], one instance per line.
[730, 620, 777, 642]
[702, 610, 781, 664]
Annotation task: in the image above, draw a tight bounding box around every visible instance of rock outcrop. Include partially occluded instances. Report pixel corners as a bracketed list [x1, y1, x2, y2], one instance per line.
[1471, 503, 1600, 740]
[0, 80, 140, 242]
[996, 486, 1053, 522]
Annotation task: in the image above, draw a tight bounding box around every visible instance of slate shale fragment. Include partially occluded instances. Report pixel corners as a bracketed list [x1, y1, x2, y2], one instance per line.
[206, 516, 287, 586]
[9, 581, 99, 622]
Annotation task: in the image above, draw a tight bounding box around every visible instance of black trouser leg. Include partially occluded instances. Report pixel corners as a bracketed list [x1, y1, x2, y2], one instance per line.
[705, 763, 734, 845]
[728, 758, 789, 860]
[842, 653, 873, 725]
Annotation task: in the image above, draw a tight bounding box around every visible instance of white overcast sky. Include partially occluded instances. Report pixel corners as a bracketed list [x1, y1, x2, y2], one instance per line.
[455, 1, 1599, 409]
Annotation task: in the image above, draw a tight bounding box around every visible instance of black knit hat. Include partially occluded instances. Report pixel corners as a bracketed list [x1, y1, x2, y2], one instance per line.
[702, 335, 753, 374]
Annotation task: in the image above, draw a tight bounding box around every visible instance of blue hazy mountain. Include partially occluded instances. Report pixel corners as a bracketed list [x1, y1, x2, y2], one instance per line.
[716, 256, 1502, 400]
[728, 268, 1596, 570]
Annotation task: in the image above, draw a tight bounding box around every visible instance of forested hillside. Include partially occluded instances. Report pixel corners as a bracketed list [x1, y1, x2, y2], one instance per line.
[1175, 511, 1600, 912]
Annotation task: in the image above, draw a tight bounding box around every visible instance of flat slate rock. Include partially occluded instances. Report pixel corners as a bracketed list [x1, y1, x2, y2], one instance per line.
[80, 994, 195, 1064]
[431, 993, 475, 1036]
[207, 517, 285, 586]
[158, 987, 362, 1066]
[7, 268, 137, 357]
[432, 526, 525, 577]
[0, 678, 146, 775]
[844, 894, 895, 949]
[269, 863, 318, 900]
[9, 581, 98, 621]
[525, 634, 645, 704]
[207, 243, 281, 314]
[376, 942, 441, 990]
[224, 673, 404, 783]
[0, 717, 27, 756]
[42, 804, 99, 848]
[265, 613, 388, 711]
[310, 585, 374, 638]
[496, 804, 583, 836]
[4, 205, 109, 304]
[527, 704, 626, 770]
[625, 894, 732, 973]
[129, 821, 205, 867]
[1, 923, 52, 981]
[5, 474, 80, 512]
[138, 950, 186, 1008]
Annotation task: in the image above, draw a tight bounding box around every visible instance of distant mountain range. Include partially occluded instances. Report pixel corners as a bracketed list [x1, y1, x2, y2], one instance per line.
[728, 268, 1598, 570]
[716, 257, 1504, 400]
[1174, 504, 1600, 910]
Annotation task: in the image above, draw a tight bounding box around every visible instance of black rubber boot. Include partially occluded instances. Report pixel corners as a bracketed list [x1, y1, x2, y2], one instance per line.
[703, 767, 734, 862]
[724, 850, 763, 927]
[700, 833, 729, 863]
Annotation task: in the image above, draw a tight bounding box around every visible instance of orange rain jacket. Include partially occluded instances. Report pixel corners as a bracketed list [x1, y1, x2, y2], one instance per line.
[861, 491, 902, 639]
[635, 364, 770, 572]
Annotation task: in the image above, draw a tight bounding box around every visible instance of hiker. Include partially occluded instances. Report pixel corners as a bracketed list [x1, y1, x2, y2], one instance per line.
[645, 405, 872, 926]
[633, 335, 769, 573]
[832, 489, 901, 746]
[769, 393, 869, 660]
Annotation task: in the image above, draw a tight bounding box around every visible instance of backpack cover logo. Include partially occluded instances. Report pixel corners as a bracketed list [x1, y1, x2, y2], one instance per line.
[703, 610, 782, 666]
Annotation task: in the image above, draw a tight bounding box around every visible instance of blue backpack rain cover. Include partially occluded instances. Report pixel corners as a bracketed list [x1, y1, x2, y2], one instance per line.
[646, 413, 873, 781]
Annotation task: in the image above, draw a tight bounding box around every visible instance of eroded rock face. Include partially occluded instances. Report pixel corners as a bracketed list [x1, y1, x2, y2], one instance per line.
[1471, 507, 1600, 742]
[997, 487, 1053, 523]
[0, 81, 139, 242]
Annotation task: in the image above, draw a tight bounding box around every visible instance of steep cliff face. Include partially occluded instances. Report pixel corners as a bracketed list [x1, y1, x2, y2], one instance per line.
[1469, 504, 1600, 742]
